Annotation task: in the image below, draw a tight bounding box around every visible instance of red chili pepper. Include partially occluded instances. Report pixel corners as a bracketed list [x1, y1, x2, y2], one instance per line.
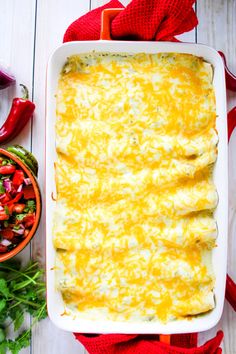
[23, 213, 35, 228]
[12, 170, 24, 186]
[0, 164, 16, 175]
[0, 85, 35, 144]
[23, 185, 35, 199]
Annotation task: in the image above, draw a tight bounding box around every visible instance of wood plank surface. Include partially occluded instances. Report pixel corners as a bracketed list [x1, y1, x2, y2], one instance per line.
[197, 1, 236, 352]
[0, 1, 36, 353]
[31, 1, 90, 353]
[0, 0, 235, 352]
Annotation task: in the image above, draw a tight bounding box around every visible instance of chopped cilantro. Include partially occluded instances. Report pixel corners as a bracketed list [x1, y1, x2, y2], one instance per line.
[3, 206, 9, 215]
[15, 214, 25, 221]
[0, 158, 16, 166]
[0, 261, 46, 354]
[0, 181, 5, 194]
[26, 200, 36, 212]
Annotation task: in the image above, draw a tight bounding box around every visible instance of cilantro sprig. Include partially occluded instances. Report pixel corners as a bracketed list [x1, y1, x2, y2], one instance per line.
[0, 260, 47, 354]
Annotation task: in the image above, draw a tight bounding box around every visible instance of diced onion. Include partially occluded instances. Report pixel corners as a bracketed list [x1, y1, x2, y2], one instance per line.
[13, 228, 24, 235]
[1, 239, 11, 246]
[17, 184, 23, 192]
[24, 178, 32, 185]
[3, 180, 12, 192]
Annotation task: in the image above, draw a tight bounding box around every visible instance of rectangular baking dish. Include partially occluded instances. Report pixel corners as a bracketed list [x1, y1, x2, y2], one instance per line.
[46, 41, 228, 334]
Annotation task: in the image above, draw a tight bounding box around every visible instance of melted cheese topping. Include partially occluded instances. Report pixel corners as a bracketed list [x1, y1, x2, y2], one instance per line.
[54, 52, 217, 323]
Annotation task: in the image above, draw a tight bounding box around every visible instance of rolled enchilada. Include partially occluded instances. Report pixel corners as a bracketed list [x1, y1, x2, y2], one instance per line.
[54, 52, 217, 322]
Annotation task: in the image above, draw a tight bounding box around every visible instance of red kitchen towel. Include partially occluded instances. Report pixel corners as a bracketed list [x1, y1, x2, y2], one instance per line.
[63, 0, 198, 42]
[74, 331, 223, 354]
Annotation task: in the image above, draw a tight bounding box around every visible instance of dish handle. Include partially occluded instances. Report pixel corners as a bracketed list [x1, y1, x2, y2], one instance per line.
[100, 8, 124, 40]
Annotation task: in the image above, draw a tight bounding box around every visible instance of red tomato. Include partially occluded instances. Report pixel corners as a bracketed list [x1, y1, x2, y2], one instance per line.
[23, 185, 35, 199]
[1, 228, 14, 240]
[23, 213, 35, 228]
[0, 245, 7, 253]
[12, 170, 24, 186]
[12, 204, 25, 213]
[6, 192, 23, 205]
[0, 211, 9, 220]
[2, 192, 11, 204]
[0, 165, 16, 175]
[8, 204, 15, 215]
[23, 229, 30, 238]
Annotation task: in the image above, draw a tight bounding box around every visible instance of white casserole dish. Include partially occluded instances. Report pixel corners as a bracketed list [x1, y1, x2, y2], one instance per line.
[46, 41, 228, 334]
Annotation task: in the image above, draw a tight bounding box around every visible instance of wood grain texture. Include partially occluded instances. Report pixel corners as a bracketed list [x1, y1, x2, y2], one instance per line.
[197, 1, 236, 352]
[30, 1, 89, 353]
[0, 1, 36, 353]
[0, 0, 235, 353]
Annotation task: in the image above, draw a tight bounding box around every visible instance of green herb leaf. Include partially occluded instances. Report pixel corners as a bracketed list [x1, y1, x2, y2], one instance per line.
[0, 181, 5, 194]
[13, 311, 24, 331]
[4, 206, 9, 215]
[0, 261, 46, 353]
[0, 328, 5, 343]
[0, 300, 6, 314]
[15, 214, 25, 221]
[0, 341, 7, 354]
[7, 330, 31, 354]
[0, 279, 9, 298]
[26, 200, 36, 212]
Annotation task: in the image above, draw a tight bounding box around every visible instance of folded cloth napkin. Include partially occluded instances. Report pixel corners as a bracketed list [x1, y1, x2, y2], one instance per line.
[64, 1, 222, 353]
[74, 331, 223, 354]
[63, 0, 198, 42]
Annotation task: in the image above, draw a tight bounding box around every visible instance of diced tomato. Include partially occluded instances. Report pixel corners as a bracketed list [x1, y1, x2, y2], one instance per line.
[0, 211, 9, 220]
[6, 192, 23, 205]
[23, 185, 35, 199]
[0, 165, 16, 175]
[23, 229, 30, 238]
[1, 228, 14, 240]
[8, 204, 15, 215]
[12, 203, 25, 213]
[12, 170, 24, 186]
[23, 213, 35, 228]
[0, 245, 7, 253]
[1, 192, 11, 204]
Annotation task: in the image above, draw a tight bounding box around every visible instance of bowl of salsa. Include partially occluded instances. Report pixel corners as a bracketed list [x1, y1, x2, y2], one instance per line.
[0, 145, 41, 262]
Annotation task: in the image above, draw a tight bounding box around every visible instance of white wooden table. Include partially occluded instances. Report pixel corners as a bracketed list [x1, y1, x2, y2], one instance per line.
[0, 0, 235, 353]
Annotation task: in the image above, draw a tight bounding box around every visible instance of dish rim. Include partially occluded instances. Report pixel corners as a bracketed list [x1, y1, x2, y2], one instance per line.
[46, 40, 228, 334]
